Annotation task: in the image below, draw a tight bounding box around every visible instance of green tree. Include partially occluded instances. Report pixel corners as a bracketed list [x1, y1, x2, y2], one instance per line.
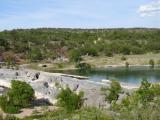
[0, 80, 35, 113]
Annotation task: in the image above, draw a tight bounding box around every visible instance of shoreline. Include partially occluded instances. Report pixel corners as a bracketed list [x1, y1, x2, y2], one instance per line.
[0, 68, 110, 106]
[28, 63, 160, 72]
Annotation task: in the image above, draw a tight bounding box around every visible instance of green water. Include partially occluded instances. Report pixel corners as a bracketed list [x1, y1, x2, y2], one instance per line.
[50, 66, 160, 85]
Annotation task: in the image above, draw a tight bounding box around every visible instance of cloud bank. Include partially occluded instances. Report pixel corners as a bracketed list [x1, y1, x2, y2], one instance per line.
[139, 0, 160, 16]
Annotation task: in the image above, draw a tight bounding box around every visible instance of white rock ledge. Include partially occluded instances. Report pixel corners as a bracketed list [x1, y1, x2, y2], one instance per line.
[0, 68, 137, 107]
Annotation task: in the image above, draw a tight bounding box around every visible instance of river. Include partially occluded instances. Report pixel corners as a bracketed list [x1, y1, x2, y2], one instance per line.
[50, 66, 160, 85]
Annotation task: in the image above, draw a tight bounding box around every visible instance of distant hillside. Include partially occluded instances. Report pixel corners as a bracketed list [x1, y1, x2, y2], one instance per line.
[0, 28, 160, 62]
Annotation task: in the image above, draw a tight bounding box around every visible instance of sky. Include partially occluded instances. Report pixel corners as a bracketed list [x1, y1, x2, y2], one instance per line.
[0, 0, 160, 30]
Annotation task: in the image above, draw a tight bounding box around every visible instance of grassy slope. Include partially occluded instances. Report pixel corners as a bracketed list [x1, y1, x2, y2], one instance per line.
[83, 53, 160, 67]
[27, 53, 160, 71]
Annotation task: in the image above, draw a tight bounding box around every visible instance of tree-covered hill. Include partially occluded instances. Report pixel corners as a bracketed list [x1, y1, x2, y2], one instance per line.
[0, 28, 160, 62]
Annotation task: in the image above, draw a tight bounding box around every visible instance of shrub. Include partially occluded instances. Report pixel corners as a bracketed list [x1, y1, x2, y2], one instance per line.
[76, 62, 91, 73]
[57, 63, 64, 68]
[125, 61, 129, 68]
[84, 47, 98, 56]
[57, 87, 84, 112]
[106, 80, 121, 103]
[121, 56, 127, 61]
[149, 59, 154, 68]
[0, 80, 35, 113]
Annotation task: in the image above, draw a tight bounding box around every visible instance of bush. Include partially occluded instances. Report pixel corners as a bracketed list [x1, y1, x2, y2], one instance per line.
[0, 80, 35, 113]
[57, 87, 84, 112]
[84, 47, 98, 56]
[125, 61, 129, 68]
[76, 62, 91, 73]
[106, 80, 121, 103]
[121, 56, 127, 61]
[149, 59, 154, 68]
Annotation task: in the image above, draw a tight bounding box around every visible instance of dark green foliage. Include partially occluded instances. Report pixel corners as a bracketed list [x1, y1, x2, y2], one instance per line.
[149, 59, 155, 68]
[125, 61, 129, 68]
[120, 45, 131, 55]
[121, 56, 127, 61]
[106, 80, 121, 103]
[76, 62, 91, 73]
[0, 80, 35, 113]
[9, 80, 35, 107]
[57, 87, 84, 112]
[82, 47, 98, 56]
[0, 95, 20, 114]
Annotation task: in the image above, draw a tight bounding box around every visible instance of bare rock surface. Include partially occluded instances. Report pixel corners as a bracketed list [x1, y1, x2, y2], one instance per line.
[0, 68, 110, 107]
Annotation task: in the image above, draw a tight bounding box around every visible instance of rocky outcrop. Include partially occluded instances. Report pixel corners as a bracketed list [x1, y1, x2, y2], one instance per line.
[0, 68, 110, 107]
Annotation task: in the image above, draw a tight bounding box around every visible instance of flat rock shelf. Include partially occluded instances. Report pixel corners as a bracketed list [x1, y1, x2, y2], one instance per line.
[0, 68, 136, 107]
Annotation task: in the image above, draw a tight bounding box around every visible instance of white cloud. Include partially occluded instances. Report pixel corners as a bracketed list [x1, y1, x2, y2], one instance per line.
[138, 0, 160, 16]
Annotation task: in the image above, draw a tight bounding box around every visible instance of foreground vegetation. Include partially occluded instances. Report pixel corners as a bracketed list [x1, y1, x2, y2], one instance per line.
[22, 107, 113, 120]
[1, 79, 160, 120]
[0, 80, 35, 113]
[22, 80, 160, 120]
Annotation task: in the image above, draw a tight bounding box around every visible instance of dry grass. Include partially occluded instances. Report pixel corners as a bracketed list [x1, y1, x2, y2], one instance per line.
[83, 53, 160, 67]
[28, 53, 160, 71]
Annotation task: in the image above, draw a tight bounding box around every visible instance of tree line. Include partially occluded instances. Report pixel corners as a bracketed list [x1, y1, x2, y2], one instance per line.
[0, 28, 160, 62]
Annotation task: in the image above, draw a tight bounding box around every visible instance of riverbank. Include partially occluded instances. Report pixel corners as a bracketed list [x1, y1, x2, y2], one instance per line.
[27, 53, 160, 72]
[83, 53, 160, 68]
[0, 68, 137, 106]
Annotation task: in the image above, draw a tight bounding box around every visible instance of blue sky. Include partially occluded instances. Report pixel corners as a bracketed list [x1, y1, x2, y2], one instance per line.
[0, 0, 160, 30]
